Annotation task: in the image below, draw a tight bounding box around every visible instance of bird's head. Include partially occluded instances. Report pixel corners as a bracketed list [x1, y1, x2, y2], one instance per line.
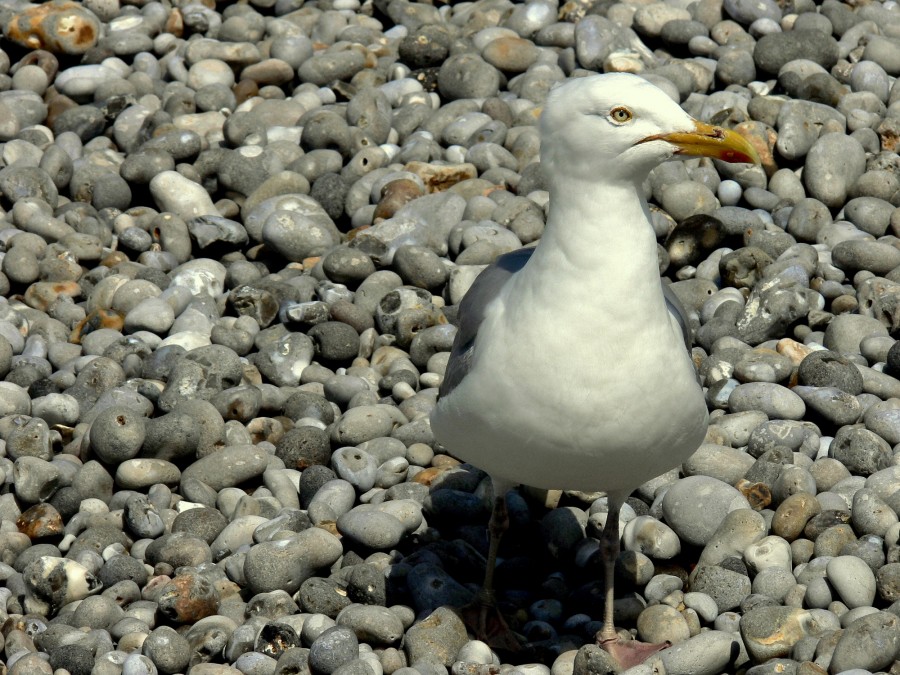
[539, 73, 760, 184]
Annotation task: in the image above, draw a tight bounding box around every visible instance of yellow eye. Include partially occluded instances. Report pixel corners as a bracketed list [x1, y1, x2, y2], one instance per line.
[610, 106, 633, 124]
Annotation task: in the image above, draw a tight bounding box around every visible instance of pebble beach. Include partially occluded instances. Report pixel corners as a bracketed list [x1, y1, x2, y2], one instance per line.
[1, 0, 900, 674]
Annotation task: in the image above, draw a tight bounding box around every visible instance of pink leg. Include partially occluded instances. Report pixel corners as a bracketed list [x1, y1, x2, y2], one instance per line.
[594, 497, 669, 669]
[460, 482, 523, 652]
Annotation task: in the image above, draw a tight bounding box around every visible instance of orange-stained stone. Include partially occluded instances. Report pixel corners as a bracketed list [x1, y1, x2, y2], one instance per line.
[100, 251, 130, 267]
[373, 179, 424, 221]
[735, 478, 772, 510]
[734, 121, 777, 177]
[404, 161, 478, 193]
[70, 309, 124, 344]
[411, 467, 446, 486]
[156, 573, 219, 623]
[17, 503, 63, 538]
[4, 1, 100, 55]
[233, 79, 259, 106]
[164, 8, 183, 37]
[431, 454, 462, 469]
[776, 338, 814, 366]
[23, 280, 81, 312]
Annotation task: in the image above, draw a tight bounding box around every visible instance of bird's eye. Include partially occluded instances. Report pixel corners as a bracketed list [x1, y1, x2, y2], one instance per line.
[609, 106, 633, 124]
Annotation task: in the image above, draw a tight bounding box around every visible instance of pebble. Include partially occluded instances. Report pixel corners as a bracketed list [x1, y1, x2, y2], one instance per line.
[829, 611, 900, 673]
[689, 564, 752, 613]
[309, 626, 359, 674]
[336, 604, 404, 645]
[180, 445, 269, 491]
[656, 630, 741, 675]
[740, 606, 812, 662]
[243, 527, 342, 595]
[337, 506, 406, 549]
[826, 555, 877, 608]
[4, 1, 101, 54]
[662, 476, 751, 546]
[728, 382, 806, 420]
[403, 607, 469, 667]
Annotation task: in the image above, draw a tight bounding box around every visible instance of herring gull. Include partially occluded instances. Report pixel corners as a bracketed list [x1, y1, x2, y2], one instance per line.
[430, 72, 760, 667]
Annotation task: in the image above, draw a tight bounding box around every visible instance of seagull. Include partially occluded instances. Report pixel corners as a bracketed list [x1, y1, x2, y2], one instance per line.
[430, 73, 760, 667]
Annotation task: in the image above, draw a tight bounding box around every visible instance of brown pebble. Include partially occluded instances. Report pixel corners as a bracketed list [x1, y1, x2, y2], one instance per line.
[775, 337, 813, 366]
[233, 79, 259, 106]
[317, 521, 339, 536]
[157, 573, 220, 623]
[247, 418, 285, 445]
[405, 161, 478, 193]
[374, 179, 424, 221]
[17, 503, 64, 539]
[735, 478, 772, 510]
[411, 467, 446, 486]
[164, 8, 183, 37]
[431, 454, 462, 469]
[831, 294, 859, 314]
[100, 251, 130, 267]
[772, 491, 821, 541]
[241, 59, 294, 86]
[482, 36, 539, 73]
[70, 308, 125, 344]
[13, 49, 59, 80]
[23, 280, 81, 312]
[4, 1, 101, 55]
[45, 91, 77, 129]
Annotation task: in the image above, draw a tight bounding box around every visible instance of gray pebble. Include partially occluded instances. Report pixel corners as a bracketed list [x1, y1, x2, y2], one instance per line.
[663, 476, 751, 547]
[830, 611, 900, 672]
[180, 445, 269, 491]
[729, 383, 806, 420]
[336, 604, 404, 645]
[309, 626, 359, 675]
[337, 506, 406, 549]
[243, 527, 343, 595]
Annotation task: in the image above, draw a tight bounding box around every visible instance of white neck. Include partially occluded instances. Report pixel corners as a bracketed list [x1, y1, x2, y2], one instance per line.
[520, 173, 669, 327]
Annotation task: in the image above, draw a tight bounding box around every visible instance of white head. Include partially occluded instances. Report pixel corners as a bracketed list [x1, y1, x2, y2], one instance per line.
[539, 73, 759, 185]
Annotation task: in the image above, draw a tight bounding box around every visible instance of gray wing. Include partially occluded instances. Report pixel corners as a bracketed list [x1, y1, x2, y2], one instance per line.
[439, 248, 534, 398]
[663, 282, 692, 350]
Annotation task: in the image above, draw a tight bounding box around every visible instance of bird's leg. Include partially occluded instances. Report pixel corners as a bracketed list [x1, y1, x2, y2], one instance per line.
[481, 489, 507, 604]
[460, 483, 523, 652]
[595, 497, 669, 669]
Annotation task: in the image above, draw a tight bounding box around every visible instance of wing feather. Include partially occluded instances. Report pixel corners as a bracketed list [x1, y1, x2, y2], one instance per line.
[439, 249, 534, 398]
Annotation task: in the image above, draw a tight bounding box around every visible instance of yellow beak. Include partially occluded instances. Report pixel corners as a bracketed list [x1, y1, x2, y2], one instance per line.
[641, 120, 761, 165]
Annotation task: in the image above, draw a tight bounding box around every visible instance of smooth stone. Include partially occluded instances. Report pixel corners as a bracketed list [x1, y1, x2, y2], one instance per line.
[337, 506, 406, 550]
[180, 445, 269, 490]
[827, 555, 877, 609]
[243, 527, 343, 595]
[663, 476, 752, 547]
